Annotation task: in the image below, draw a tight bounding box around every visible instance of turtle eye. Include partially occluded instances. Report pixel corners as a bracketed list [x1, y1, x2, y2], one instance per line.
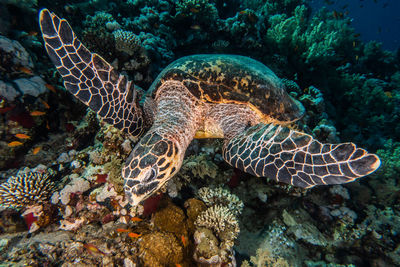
[142, 167, 158, 183]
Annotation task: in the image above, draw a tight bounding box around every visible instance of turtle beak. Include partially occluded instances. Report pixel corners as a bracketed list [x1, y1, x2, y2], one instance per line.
[126, 191, 142, 207]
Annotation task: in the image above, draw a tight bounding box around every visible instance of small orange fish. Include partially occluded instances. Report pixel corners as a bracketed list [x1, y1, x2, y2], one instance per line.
[190, 7, 199, 13]
[176, 264, 183, 267]
[149, 9, 155, 14]
[28, 31, 38, 36]
[181, 235, 187, 247]
[46, 121, 50, 130]
[18, 66, 33, 75]
[354, 33, 361, 38]
[83, 243, 106, 255]
[385, 91, 392, 98]
[15, 133, 30, 139]
[190, 24, 201, 30]
[32, 146, 41, 155]
[239, 10, 247, 15]
[128, 232, 142, 238]
[116, 228, 130, 233]
[131, 217, 143, 222]
[355, 55, 359, 61]
[45, 84, 57, 93]
[30, 111, 46, 116]
[41, 99, 50, 109]
[8, 141, 23, 147]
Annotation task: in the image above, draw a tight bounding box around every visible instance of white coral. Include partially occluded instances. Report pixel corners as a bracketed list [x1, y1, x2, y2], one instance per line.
[58, 177, 90, 205]
[59, 218, 85, 231]
[195, 205, 239, 242]
[198, 187, 244, 215]
[113, 29, 141, 55]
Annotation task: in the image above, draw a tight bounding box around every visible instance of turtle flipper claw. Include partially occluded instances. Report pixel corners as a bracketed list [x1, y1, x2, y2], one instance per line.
[223, 123, 380, 188]
[39, 9, 144, 137]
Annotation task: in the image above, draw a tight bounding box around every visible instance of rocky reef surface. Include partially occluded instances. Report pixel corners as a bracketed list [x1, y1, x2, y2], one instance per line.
[0, 0, 399, 266]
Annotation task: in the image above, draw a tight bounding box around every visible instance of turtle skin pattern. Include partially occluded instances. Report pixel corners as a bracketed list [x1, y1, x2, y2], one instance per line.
[39, 9, 144, 137]
[122, 131, 179, 202]
[223, 123, 381, 188]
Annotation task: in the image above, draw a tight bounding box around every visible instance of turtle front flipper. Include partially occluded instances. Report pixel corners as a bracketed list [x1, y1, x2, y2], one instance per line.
[223, 123, 381, 188]
[39, 9, 144, 137]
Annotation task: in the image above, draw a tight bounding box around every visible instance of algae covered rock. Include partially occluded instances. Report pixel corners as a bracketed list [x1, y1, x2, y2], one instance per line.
[184, 198, 207, 232]
[153, 199, 188, 236]
[139, 231, 184, 267]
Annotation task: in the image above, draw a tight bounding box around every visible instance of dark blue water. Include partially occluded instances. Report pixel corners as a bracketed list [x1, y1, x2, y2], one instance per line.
[311, 0, 400, 51]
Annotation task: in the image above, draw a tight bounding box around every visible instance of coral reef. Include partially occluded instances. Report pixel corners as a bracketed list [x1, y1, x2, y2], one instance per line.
[198, 187, 244, 216]
[241, 247, 290, 267]
[0, 171, 57, 210]
[0, 0, 399, 265]
[337, 73, 400, 149]
[372, 140, 400, 198]
[113, 29, 142, 56]
[195, 205, 239, 249]
[193, 187, 243, 265]
[264, 5, 355, 67]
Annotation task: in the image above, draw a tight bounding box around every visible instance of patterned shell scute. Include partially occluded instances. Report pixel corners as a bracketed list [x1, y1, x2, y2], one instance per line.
[149, 54, 304, 123]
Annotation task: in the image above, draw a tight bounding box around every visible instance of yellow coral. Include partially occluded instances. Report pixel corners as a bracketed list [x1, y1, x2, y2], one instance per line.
[139, 231, 184, 267]
[153, 200, 188, 236]
[241, 248, 290, 267]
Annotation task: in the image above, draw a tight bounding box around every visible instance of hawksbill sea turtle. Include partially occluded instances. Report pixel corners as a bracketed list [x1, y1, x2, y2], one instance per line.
[39, 9, 380, 206]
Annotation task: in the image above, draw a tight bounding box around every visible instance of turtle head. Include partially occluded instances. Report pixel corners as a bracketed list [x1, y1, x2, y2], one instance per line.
[122, 132, 182, 206]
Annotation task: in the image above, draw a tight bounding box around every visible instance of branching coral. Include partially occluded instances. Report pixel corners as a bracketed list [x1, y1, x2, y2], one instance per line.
[338, 74, 400, 148]
[176, 0, 218, 20]
[0, 171, 57, 209]
[360, 41, 397, 76]
[83, 11, 115, 31]
[198, 187, 244, 216]
[194, 204, 240, 264]
[195, 205, 239, 244]
[193, 188, 243, 265]
[243, 0, 305, 15]
[113, 29, 142, 56]
[265, 5, 355, 66]
[241, 248, 290, 267]
[81, 12, 116, 60]
[375, 139, 400, 181]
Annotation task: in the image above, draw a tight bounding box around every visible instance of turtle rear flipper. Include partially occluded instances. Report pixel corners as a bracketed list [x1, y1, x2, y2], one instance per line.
[39, 9, 144, 137]
[223, 123, 380, 188]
